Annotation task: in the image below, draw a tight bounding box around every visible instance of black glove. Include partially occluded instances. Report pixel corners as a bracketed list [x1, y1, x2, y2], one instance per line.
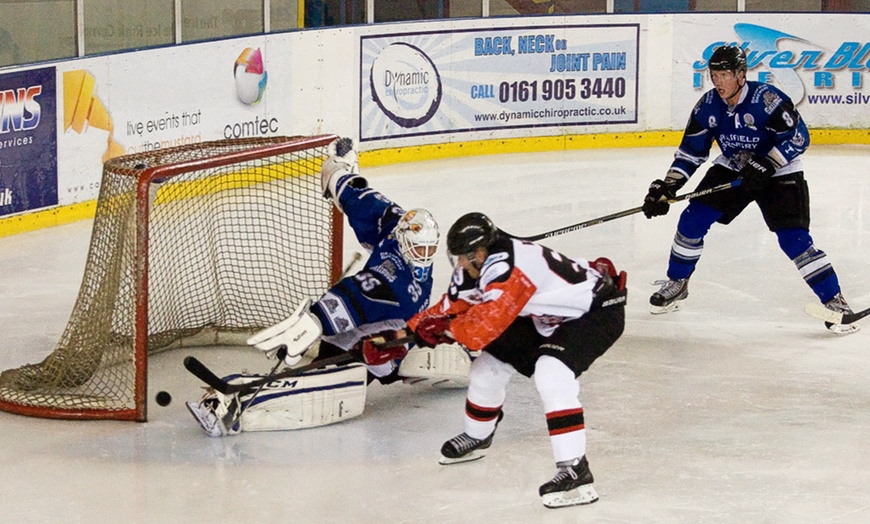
[642, 176, 685, 218]
[739, 154, 777, 194]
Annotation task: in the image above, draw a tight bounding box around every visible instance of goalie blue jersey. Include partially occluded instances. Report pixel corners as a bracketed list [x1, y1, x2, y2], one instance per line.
[310, 185, 433, 336]
[670, 81, 809, 179]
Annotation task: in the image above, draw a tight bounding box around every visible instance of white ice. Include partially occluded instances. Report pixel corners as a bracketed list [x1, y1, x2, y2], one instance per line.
[1, 145, 868, 523]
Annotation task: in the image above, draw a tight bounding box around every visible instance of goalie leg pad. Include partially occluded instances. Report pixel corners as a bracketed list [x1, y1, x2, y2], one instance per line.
[236, 364, 368, 431]
[398, 344, 473, 388]
[247, 299, 322, 366]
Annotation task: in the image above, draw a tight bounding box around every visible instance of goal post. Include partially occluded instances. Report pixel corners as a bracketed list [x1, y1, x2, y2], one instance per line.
[0, 134, 344, 421]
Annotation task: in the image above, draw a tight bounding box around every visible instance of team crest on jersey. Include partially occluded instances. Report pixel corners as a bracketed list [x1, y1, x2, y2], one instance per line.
[791, 133, 806, 147]
[334, 317, 351, 332]
[751, 85, 767, 104]
[743, 113, 756, 130]
[372, 259, 397, 281]
[323, 297, 340, 313]
[708, 115, 717, 128]
[763, 91, 781, 115]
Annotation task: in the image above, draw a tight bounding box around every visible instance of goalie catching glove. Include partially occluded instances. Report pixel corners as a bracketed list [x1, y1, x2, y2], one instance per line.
[247, 299, 322, 367]
[355, 330, 409, 366]
[321, 137, 367, 212]
[413, 315, 454, 348]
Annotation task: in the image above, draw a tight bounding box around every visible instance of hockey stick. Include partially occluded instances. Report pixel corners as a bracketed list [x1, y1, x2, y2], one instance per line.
[183, 335, 415, 395]
[231, 346, 289, 426]
[188, 253, 368, 394]
[340, 251, 363, 279]
[803, 302, 870, 325]
[508, 180, 742, 241]
[184, 353, 358, 395]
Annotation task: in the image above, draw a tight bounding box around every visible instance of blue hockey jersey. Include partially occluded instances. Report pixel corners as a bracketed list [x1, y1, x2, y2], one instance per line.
[669, 81, 809, 179]
[310, 185, 433, 337]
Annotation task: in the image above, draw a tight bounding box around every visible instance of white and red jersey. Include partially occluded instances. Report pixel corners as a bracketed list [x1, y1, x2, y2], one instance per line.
[409, 236, 602, 351]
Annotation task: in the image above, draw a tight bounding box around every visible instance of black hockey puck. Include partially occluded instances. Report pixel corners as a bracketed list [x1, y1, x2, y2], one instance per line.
[155, 391, 172, 407]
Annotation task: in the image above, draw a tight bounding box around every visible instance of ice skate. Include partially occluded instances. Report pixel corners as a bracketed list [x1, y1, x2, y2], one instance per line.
[649, 278, 689, 314]
[439, 411, 503, 465]
[823, 293, 861, 335]
[539, 456, 599, 508]
[185, 399, 226, 437]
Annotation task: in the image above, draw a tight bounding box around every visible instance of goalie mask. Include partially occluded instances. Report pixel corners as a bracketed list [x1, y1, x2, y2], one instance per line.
[395, 209, 440, 282]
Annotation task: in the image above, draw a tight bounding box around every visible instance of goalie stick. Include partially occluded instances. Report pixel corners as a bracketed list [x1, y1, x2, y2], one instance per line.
[507, 179, 742, 241]
[231, 346, 289, 426]
[184, 353, 356, 395]
[184, 335, 415, 395]
[803, 302, 870, 325]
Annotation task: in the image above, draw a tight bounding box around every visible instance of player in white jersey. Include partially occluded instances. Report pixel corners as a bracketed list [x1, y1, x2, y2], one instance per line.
[406, 212, 626, 509]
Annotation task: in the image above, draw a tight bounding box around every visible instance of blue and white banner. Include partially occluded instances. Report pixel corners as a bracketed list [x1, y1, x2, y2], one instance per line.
[0, 67, 58, 216]
[673, 16, 870, 128]
[360, 24, 639, 141]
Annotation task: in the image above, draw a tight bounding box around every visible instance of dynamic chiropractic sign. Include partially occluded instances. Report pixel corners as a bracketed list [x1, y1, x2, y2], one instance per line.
[359, 24, 639, 141]
[673, 17, 870, 128]
[0, 67, 58, 216]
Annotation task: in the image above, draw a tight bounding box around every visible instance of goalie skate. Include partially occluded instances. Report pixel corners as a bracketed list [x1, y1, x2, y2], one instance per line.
[185, 396, 238, 437]
[649, 278, 688, 314]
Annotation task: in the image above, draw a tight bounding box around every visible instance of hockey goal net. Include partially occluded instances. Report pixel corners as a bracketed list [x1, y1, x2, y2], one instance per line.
[0, 135, 343, 421]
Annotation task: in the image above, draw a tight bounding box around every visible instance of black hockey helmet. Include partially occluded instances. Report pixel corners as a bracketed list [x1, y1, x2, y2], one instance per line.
[447, 212, 499, 256]
[708, 45, 747, 73]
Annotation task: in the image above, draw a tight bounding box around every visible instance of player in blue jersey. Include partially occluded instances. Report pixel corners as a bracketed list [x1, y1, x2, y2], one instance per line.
[642, 45, 858, 335]
[301, 139, 441, 383]
[187, 138, 471, 436]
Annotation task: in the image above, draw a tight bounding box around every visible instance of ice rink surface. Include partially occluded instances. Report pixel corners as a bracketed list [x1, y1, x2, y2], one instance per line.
[1, 145, 868, 523]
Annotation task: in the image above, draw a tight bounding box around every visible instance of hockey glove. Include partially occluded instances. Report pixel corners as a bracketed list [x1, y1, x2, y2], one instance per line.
[357, 331, 409, 366]
[739, 154, 777, 194]
[642, 174, 686, 218]
[321, 138, 367, 203]
[413, 315, 454, 348]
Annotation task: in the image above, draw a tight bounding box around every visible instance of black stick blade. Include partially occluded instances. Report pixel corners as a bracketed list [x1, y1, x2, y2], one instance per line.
[183, 356, 231, 394]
